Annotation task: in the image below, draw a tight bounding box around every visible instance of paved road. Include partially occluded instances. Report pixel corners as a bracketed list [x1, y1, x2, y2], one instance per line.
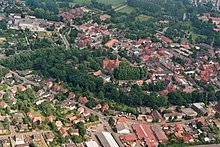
[0, 130, 51, 139]
[0, 65, 40, 87]
[0, 130, 50, 147]
[57, 29, 70, 49]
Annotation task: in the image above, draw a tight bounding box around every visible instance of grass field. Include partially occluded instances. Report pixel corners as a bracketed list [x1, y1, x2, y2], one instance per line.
[118, 6, 135, 14]
[191, 33, 207, 41]
[73, 0, 126, 7]
[135, 14, 151, 22]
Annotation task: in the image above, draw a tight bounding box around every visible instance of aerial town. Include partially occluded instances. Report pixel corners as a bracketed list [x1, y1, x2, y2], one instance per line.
[0, 0, 220, 147]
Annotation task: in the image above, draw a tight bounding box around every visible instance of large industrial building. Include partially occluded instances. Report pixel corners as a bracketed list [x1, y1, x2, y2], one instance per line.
[96, 132, 119, 147]
[132, 124, 159, 147]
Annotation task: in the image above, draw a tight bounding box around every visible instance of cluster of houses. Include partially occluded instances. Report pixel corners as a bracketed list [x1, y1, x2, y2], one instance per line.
[0, 69, 114, 146]
[199, 12, 220, 32]
[110, 116, 218, 147]
[105, 102, 218, 147]
[58, 7, 93, 25]
[68, 14, 220, 96]
[0, 132, 55, 147]
[75, 21, 110, 49]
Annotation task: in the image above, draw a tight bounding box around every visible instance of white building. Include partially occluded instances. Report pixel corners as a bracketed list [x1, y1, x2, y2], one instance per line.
[85, 140, 99, 147]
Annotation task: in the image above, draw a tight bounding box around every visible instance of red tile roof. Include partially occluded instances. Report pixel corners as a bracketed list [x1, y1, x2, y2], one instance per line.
[120, 133, 137, 142]
[78, 96, 88, 104]
[105, 39, 118, 47]
[117, 117, 126, 123]
[101, 103, 109, 112]
[103, 58, 120, 72]
[132, 124, 158, 147]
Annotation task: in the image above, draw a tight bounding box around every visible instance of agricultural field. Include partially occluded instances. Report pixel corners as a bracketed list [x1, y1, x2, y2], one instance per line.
[117, 6, 135, 14]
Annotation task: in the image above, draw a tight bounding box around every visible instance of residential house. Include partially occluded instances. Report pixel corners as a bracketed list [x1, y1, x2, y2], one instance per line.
[164, 112, 185, 121]
[146, 115, 153, 122]
[101, 103, 109, 112]
[0, 102, 7, 109]
[152, 110, 163, 122]
[0, 125, 6, 134]
[117, 117, 126, 124]
[77, 107, 84, 114]
[95, 103, 102, 109]
[55, 121, 63, 128]
[14, 134, 24, 145]
[33, 117, 42, 124]
[32, 133, 41, 141]
[17, 124, 28, 132]
[59, 127, 68, 137]
[5, 73, 12, 78]
[17, 85, 26, 91]
[78, 96, 88, 104]
[44, 132, 55, 143]
[83, 110, 90, 117]
[68, 92, 76, 99]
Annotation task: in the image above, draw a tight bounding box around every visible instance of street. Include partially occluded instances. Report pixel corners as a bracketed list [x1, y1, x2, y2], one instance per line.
[0, 65, 40, 87]
[75, 101, 124, 147]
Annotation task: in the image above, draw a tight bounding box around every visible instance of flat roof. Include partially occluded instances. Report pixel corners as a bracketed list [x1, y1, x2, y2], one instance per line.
[85, 141, 99, 147]
[193, 102, 205, 109]
[96, 132, 119, 147]
[181, 108, 197, 116]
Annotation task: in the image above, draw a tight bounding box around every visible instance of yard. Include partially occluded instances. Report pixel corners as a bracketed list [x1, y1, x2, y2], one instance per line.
[0, 84, 9, 91]
[118, 6, 135, 14]
[30, 108, 45, 120]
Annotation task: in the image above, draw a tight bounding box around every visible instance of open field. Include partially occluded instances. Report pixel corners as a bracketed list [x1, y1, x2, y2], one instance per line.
[73, 0, 126, 7]
[118, 6, 135, 14]
[135, 14, 151, 22]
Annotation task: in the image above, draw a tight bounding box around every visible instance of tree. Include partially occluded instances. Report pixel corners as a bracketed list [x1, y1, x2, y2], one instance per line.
[0, 20, 7, 30]
[89, 114, 99, 122]
[29, 143, 37, 147]
[3, 117, 9, 129]
[114, 61, 146, 80]
[108, 117, 115, 126]
[23, 116, 30, 124]
[196, 122, 203, 129]
[215, 112, 220, 119]
[75, 122, 86, 137]
[72, 135, 83, 143]
[11, 118, 18, 125]
[98, 91, 104, 99]
[176, 106, 181, 112]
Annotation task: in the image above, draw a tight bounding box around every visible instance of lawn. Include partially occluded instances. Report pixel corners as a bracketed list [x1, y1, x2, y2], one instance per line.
[0, 84, 9, 91]
[73, 0, 90, 4]
[191, 32, 207, 41]
[118, 6, 135, 14]
[30, 108, 45, 120]
[135, 14, 151, 22]
[73, 0, 126, 7]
